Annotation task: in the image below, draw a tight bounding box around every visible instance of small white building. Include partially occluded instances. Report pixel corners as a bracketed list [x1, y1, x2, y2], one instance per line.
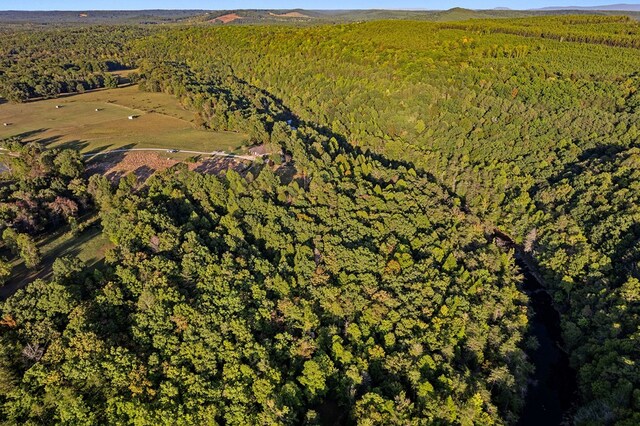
[128, 115, 135, 120]
[55, 105, 61, 109]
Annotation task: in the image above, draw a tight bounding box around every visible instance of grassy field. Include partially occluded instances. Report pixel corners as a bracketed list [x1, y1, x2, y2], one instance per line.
[0, 218, 112, 299]
[0, 85, 248, 154]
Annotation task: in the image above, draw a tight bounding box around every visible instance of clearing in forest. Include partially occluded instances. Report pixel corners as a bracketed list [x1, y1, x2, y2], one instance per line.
[0, 85, 248, 154]
[86, 151, 253, 182]
[210, 13, 243, 23]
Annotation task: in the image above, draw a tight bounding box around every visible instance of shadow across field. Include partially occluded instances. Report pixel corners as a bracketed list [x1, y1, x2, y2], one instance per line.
[35, 134, 63, 146]
[56, 139, 91, 151]
[8, 128, 48, 140]
[1, 85, 249, 158]
[3, 130, 95, 154]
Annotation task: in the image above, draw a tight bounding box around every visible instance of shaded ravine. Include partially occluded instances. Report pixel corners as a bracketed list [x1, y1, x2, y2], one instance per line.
[515, 256, 578, 425]
[495, 231, 578, 425]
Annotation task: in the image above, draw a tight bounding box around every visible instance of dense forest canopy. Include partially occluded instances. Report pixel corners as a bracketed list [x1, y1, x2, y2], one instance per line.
[0, 14, 639, 425]
[0, 26, 148, 102]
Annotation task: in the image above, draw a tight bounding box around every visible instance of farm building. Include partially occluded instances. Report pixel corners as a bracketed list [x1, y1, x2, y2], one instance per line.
[128, 115, 135, 120]
[249, 144, 268, 156]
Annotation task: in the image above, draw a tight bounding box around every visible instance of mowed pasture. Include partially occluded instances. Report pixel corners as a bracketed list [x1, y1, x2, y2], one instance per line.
[0, 85, 248, 154]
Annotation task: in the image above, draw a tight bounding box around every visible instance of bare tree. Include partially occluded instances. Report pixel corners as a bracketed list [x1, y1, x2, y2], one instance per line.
[22, 343, 44, 362]
[524, 228, 538, 253]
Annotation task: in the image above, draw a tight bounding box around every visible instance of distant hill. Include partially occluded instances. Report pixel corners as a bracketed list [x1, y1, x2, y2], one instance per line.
[0, 7, 638, 25]
[0, 8, 541, 25]
[193, 8, 537, 25]
[537, 3, 640, 11]
[0, 10, 206, 24]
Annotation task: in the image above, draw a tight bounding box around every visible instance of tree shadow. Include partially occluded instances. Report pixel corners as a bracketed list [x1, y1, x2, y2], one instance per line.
[194, 157, 246, 175]
[132, 165, 155, 182]
[56, 139, 91, 151]
[242, 160, 265, 177]
[6, 128, 48, 141]
[105, 170, 125, 183]
[544, 142, 640, 281]
[85, 143, 118, 156]
[546, 143, 628, 186]
[33, 134, 63, 146]
[275, 163, 297, 184]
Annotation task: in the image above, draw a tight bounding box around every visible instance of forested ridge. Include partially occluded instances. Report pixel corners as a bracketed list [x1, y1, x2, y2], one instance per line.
[442, 15, 640, 48]
[0, 14, 639, 425]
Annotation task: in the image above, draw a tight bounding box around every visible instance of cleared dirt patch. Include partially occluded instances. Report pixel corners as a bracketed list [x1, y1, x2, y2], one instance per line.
[87, 151, 252, 183]
[210, 13, 243, 24]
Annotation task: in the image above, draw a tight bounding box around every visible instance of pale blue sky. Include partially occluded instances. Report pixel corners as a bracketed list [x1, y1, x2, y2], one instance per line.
[1, 0, 637, 11]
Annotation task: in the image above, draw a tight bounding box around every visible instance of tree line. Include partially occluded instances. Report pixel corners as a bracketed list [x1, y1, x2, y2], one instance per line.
[0, 26, 148, 102]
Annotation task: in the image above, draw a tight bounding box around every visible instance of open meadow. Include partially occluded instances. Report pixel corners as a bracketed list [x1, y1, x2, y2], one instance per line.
[0, 85, 248, 154]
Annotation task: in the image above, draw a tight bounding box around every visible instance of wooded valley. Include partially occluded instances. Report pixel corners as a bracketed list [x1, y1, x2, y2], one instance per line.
[0, 13, 638, 425]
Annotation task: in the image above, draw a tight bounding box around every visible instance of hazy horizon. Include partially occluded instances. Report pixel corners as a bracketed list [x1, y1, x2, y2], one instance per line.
[4, 1, 640, 12]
